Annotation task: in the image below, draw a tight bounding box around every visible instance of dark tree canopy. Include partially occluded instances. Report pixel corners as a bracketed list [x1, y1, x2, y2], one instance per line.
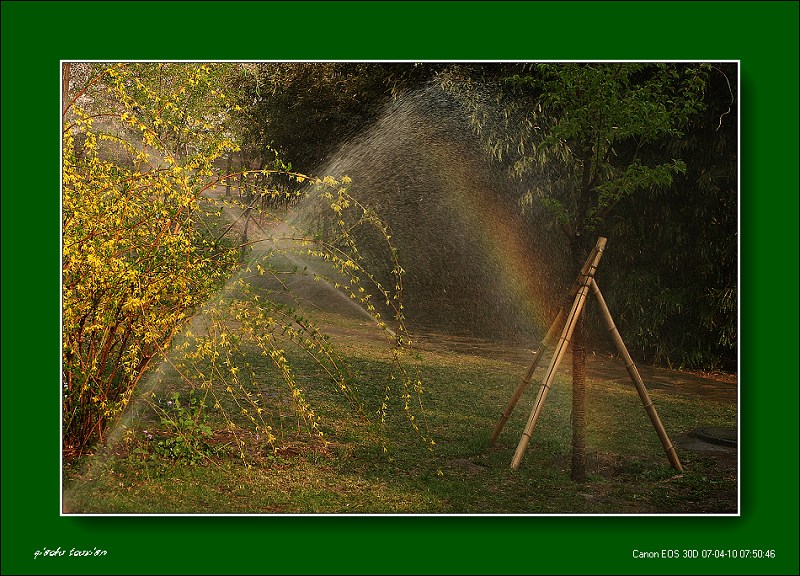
[238, 63, 444, 172]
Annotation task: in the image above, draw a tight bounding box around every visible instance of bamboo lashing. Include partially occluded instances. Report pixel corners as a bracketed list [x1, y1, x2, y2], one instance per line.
[510, 237, 607, 470]
[589, 278, 684, 472]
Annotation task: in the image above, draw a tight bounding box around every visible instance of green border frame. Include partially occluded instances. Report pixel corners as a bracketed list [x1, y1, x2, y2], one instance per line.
[2, 1, 797, 574]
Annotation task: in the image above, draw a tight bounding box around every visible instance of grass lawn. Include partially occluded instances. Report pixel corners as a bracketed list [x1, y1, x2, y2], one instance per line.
[62, 312, 737, 515]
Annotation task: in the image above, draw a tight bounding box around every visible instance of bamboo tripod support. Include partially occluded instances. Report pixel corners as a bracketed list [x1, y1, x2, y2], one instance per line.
[489, 238, 608, 446]
[488, 308, 563, 445]
[589, 278, 683, 472]
[509, 237, 607, 470]
[492, 237, 683, 473]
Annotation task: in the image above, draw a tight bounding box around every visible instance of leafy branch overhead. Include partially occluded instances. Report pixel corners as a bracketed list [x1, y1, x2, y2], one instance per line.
[443, 63, 709, 238]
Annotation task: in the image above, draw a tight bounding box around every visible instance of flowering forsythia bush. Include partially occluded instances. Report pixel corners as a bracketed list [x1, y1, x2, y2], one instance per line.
[62, 63, 432, 460]
[62, 64, 242, 453]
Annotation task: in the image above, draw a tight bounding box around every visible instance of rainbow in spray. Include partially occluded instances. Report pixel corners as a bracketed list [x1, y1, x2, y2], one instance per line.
[313, 88, 572, 344]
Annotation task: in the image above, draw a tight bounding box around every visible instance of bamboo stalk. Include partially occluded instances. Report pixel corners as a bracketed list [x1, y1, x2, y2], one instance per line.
[510, 283, 589, 469]
[511, 237, 607, 470]
[489, 308, 564, 445]
[589, 278, 684, 473]
[490, 236, 607, 446]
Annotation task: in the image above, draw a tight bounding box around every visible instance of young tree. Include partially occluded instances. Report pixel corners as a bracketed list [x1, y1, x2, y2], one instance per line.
[441, 63, 709, 480]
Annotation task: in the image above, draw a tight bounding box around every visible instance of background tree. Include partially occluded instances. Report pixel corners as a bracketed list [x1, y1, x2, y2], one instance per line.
[601, 63, 737, 371]
[440, 62, 712, 480]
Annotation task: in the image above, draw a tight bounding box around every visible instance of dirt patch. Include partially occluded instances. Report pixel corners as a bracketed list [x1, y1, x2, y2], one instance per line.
[675, 431, 738, 457]
[447, 458, 489, 475]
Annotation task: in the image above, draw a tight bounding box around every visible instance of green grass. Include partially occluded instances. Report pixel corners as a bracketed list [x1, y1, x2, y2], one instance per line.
[62, 320, 737, 515]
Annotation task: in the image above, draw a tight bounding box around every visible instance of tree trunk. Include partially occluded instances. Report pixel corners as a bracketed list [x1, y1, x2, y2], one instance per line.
[570, 152, 593, 482]
[62, 62, 71, 114]
[571, 311, 587, 482]
[239, 161, 252, 262]
[225, 154, 232, 198]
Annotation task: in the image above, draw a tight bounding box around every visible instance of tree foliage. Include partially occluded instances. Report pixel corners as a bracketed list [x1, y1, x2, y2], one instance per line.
[440, 63, 709, 242]
[601, 63, 738, 370]
[437, 63, 734, 369]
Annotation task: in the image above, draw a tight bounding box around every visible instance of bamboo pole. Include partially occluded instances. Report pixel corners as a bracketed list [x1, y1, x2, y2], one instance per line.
[510, 237, 607, 470]
[489, 308, 564, 445]
[589, 278, 684, 473]
[490, 237, 608, 446]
